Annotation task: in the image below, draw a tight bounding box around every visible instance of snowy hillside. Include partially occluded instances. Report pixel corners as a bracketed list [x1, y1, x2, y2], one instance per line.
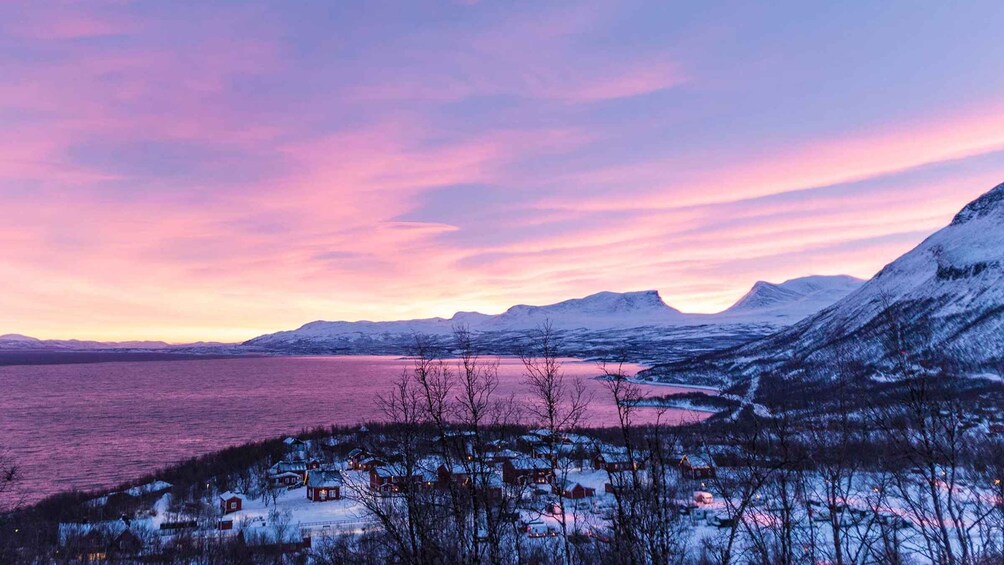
[719, 275, 863, 323]
[645, 181, 1004, 384]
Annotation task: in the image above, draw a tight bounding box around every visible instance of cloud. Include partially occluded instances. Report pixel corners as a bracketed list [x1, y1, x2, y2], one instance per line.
[2, 0, 1004, 340]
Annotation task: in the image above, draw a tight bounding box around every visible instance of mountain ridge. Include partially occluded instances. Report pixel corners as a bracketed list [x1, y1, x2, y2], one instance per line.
[245, 276, 862, 349]
[644, 180, 1004, 385]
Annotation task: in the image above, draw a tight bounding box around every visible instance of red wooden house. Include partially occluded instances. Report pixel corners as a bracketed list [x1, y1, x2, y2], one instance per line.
[502, 457, 553, 485]
[593, 449, 640, 472]
[369, 465, 428, 495]
[554, 480, 595, 500]
[306, 469, 343, 502]
[219, 492, 243, 514]
[267, 460, 308, 487]
[679, 454, 715, 479]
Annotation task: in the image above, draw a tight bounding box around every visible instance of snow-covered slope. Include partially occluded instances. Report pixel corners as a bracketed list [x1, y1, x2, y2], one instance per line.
[484, 290, 686, 329]
[652, 181, 1004, 383]
[719, 275, 864, 323]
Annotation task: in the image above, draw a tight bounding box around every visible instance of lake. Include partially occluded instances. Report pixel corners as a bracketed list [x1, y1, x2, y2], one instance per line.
[0, 355, 707, 505]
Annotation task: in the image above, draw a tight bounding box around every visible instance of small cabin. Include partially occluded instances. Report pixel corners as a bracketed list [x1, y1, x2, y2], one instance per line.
[306, 469, 343, 502]
[219, 492, 243, 514]
[680, 454, 716, 480]
[369, 466, 427, 495]
[357, 457, 386, 472]
[554, 480, 595, 500]
[502, 457, 553, 485]
[593, 449, 640, 473]
[270, 471, 302, 487]
[268, 459, 308, 486]
[346, 448, 369, 470]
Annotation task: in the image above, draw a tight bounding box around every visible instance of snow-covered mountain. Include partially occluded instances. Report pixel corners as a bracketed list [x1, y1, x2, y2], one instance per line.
[244, 277, 861, 353]
[0, 333, 173, 351]
[648, 181, 1004, 384]
[719, 275, 863, 323]
[247, 290, 685, 348]
[2, 277, 860, 361]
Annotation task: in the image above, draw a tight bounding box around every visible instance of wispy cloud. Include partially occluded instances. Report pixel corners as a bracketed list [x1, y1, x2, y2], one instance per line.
[1, 0, 1003, 340]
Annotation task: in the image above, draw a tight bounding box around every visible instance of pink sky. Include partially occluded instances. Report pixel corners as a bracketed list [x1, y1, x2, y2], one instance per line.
[2, 1, 1004, 342]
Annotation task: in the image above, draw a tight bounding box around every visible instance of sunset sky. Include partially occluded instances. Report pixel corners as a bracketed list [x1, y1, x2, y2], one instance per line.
[3, 1, 1004, 342]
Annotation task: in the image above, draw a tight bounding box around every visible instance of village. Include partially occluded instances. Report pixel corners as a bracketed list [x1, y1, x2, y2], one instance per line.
[53, 425, 730, 561]
[42, 401, 1004, 565]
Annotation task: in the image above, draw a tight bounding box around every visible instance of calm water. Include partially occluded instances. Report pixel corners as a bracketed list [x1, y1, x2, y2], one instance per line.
[0, 355, 705, 505]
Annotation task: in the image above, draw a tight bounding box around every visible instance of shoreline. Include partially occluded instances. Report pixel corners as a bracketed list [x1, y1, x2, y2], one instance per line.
[629, 378, 721, 394]
[9, 417, 703, 513]
[631, 399, 722, 413]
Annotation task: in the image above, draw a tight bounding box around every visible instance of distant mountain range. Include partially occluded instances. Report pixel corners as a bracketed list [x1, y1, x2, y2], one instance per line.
[1, 275, 863, 364]
[643, 180, 1004, 385]
[243, 275, 863, 351]
[0, 334, 173, 351]
[0, 334, 224, 352]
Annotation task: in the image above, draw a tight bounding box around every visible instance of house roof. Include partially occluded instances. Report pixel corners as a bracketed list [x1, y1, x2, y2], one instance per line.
[596, 446, 629, 460]
[122, 480, 172, 497]
[434, 430, 476, 441]
[682, 454, 713, 468]
[373, 465, 426, 479]
[508, 457, 552, 471]
[307, 470, 343, 488]
[219, 491, 242, 500]
[58, 519, 134, 545]
[439, 461, 494, 475]
[270, 460, 307, 474]
[557, 479, 590, 491]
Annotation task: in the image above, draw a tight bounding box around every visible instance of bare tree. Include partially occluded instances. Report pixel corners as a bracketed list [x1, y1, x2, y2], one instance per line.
[598, 359, 690, 565]
[868, 304, 997, 564]
[520, 321, 590, 565]
[699, 409, 786, 565]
